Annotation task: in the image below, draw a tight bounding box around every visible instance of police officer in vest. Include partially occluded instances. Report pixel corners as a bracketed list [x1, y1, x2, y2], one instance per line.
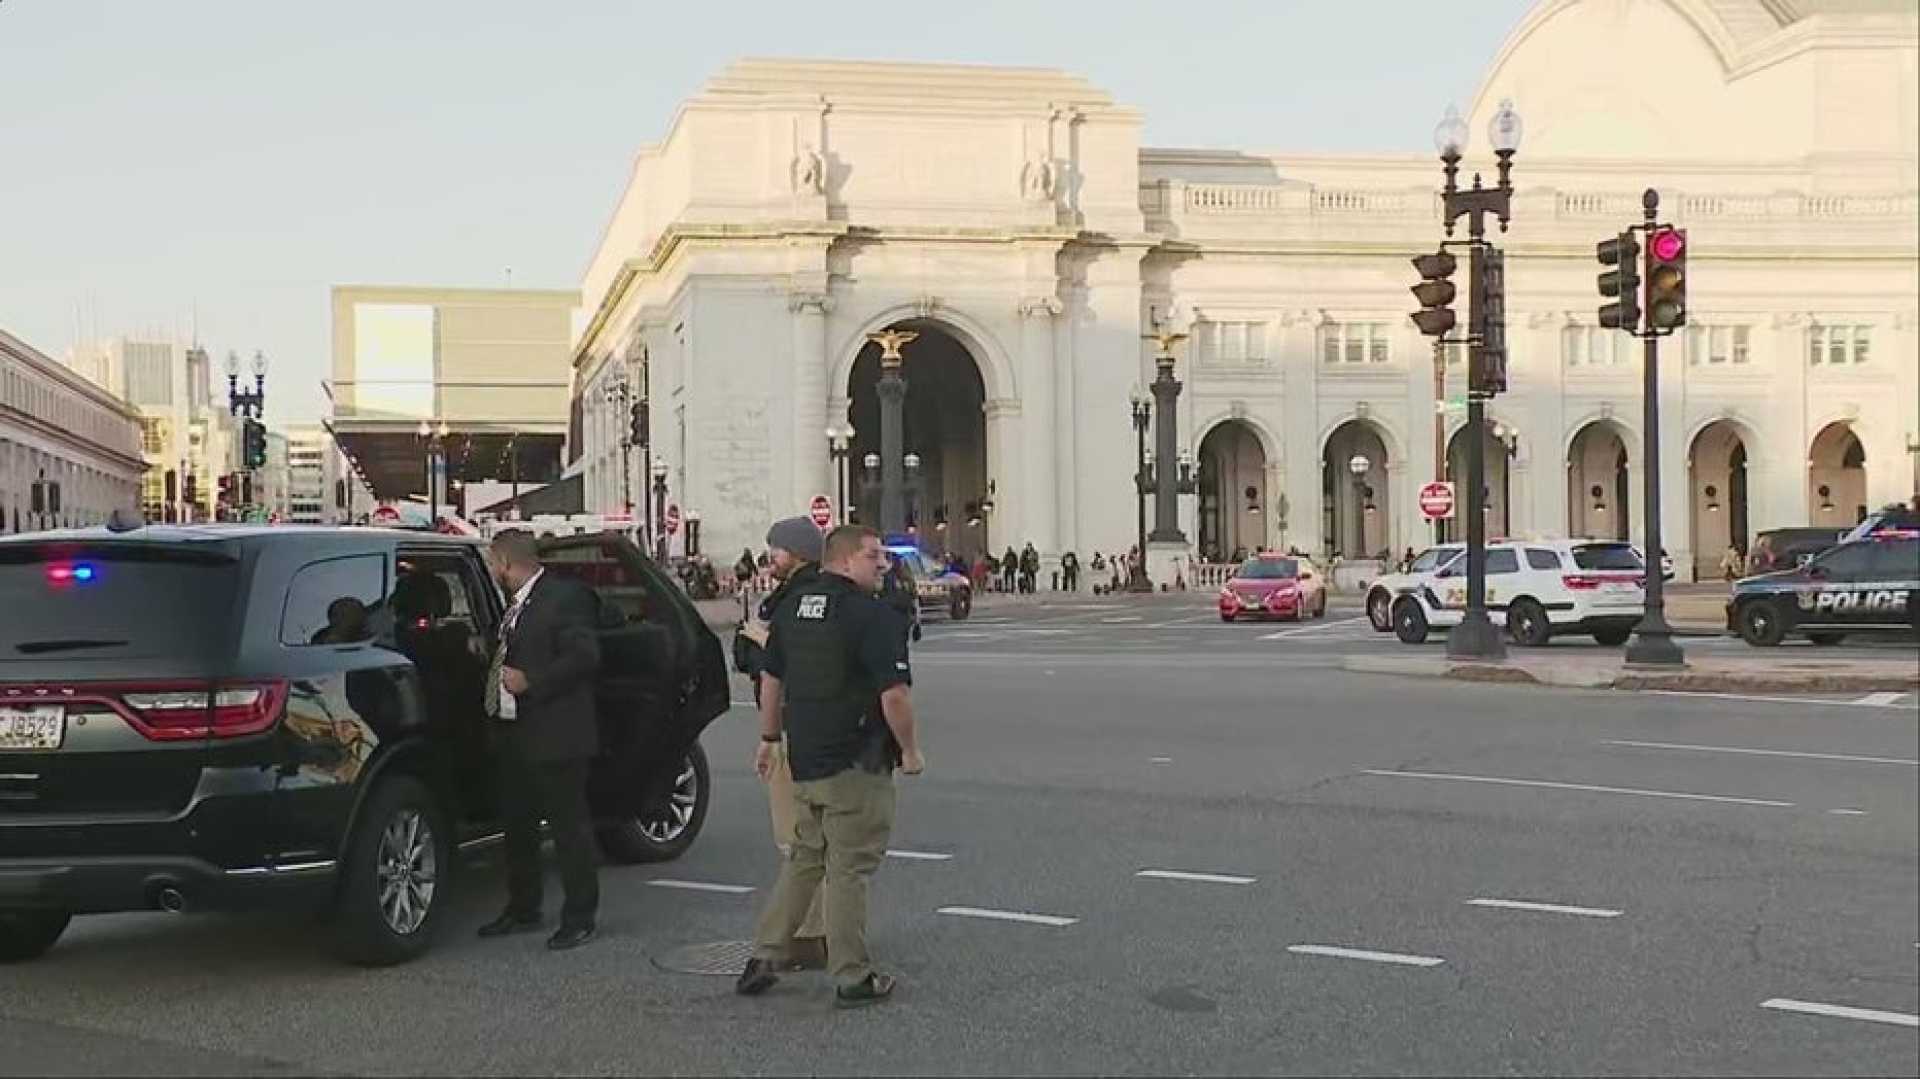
[736, 524, 925, 1009]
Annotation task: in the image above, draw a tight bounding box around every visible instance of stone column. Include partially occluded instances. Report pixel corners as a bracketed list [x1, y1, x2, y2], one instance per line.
[983, 397, 1024, 554]
[1053, 285, 1083, 553]
[1019, 295, 1062, 557]
[789, 291, 833, 514]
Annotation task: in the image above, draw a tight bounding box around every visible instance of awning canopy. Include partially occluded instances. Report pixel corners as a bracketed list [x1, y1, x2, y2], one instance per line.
[327, 420, 564, 504]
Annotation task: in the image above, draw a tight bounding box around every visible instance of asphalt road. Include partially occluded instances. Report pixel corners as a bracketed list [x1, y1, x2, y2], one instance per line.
[3, 594, 1915, 1076]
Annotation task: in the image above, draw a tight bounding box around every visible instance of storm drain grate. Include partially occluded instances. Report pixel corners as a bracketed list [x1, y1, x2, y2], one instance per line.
[652, 939, 755, 976]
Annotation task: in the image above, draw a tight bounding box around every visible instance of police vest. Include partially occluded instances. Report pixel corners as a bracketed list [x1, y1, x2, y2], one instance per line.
[778, 576, 868, 715]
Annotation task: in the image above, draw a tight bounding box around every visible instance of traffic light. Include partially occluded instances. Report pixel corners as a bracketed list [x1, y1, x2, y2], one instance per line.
[241, 419, 267, 470]
[164, 469, 178, 504]
[1644, 227, 1687, 331]
[184, 473, 198, 505]
[1475, 248, 1509, 395]
[241, 474, 254, 506]
[1409, 250, 1458, 338]
[218, 474, 234, 503]
[629, 401, 648, 446]
[1596, 231, 1640, 331]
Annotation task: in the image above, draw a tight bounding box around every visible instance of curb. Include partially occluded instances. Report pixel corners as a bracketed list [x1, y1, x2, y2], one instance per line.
[1339, 655, 1917, 695]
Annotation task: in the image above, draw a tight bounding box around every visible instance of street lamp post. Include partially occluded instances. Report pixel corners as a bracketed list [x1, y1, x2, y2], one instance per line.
[226, 350, 268, 521]
[827, 423, 855, 523]
[903, 452, 923, 534]
[866, 328, 918, 534]
[650, 457, 669, 563]
[1145, 330, 1194, 543]
[1431, 99, 1521, 662]
[1128, 388, 1154, 591]
[859, 452, 881, 526]
[1347, 454, 1371, 555]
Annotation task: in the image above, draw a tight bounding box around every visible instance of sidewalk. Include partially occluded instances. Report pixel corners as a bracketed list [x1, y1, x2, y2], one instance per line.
[1343, 650, 1918, 694]
[1662, 582, 1732, 636]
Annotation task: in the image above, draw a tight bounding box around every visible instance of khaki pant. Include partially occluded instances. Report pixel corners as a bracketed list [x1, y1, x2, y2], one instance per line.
[763, 739, 826, 938]
[752, 766, 896, 987]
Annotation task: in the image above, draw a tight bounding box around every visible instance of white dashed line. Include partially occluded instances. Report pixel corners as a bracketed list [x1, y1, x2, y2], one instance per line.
[1827, 808, 1869, 816]
[1149, 757, 1173, 765]
[1101, 616, 1144, 623]
[1647, 689, 1907, 709]
[1287, 944, 1445, 968]
[1761, 998, 1918, 1028]
[1258, 616, 1370, 640]
[1467, 897, 1622, 919]
[1361, 769, 1796, 808]
[1853, 691, 1908, 707]
[1603, 739, 1918, 767]
[937, 906, 1077, 927]
[646, 879, 755, 894]
[1137, 869, 1258, 885]
[886, 849, 953, 861]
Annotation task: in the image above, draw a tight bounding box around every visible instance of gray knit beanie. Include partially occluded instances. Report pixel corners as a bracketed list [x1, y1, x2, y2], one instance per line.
[765, 516, 825, 562]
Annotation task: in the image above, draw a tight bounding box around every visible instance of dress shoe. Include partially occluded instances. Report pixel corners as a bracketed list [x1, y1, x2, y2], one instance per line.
[736, 957, 780, 996]
[477, 911, 542, 938]
[785, 936, 829, 971]
[833, 972, 896, 1009]
[547, 922, 596, 951]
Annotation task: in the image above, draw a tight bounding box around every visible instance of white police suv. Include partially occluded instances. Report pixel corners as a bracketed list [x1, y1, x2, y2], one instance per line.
[1390, 539, 1646, 647]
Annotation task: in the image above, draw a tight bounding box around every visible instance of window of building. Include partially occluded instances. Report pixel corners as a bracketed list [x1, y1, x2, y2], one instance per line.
[1688, 325, 1752, 366]
[1811, 325, 1871, 365]
[1564, 326, 1629, 367]
[1197, 320, 1268, 365]
[1321, 323, 1392, 365]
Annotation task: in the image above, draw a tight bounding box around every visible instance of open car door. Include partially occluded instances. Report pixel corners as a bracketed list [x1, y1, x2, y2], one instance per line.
[536, 533, 729, 862]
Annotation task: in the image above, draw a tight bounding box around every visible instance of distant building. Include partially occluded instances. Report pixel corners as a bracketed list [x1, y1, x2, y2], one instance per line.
[284, 425, 330, 524]
[66, 337, 241, 522]
[2, 329, 145, 530]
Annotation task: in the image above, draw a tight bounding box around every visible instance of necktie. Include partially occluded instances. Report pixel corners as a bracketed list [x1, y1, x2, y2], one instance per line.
[486, 598, 526, 719]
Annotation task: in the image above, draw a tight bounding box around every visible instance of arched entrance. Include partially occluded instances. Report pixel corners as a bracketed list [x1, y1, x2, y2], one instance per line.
[1442, 422, 1514, 542]
[1321, 420, 1391, 559]
[1568, 421, 1630, 540]
[1689, 420, 1750, 578]
[1197, 420, 1267, 562]
[845, 322, 988, 557]
[1808, 422, 1866, 526]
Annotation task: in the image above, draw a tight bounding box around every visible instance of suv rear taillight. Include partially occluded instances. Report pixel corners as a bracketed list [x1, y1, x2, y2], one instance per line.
[117, 681, 288, 741]
[1563, 573, 1643, 590]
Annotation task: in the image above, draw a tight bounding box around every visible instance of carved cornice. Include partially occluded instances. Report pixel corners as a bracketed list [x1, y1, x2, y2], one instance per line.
[788, 291, 835, 315]
[1772, 311, 1809, 330]
[1017, 296, 1064, 319]
[982, 397, 1022, 420]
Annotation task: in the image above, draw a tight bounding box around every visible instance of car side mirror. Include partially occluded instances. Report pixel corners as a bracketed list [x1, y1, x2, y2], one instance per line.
[1299, 571, 1313, 580]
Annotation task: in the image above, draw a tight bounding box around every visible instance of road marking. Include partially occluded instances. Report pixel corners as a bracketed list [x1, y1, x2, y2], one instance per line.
[1137, 869, 1258, 885]
[886, 849, 953, 861]
[1258, 615, 1370, 640]
[1467, 897, 1622, 919]
[1602, 739, 1918, 767]
[1854, 691, 1907, 707]
[1647, 689, 1913, 710]
[1287, 944, 1445, 968]
[937, 906, 1077, 927]
[1760, 998, 1918, 1028]
[730, 700, 756, 708]
[647, 879, 755, 894]
[1149, 756, 1173, 764]
[1361, 769, 1795, 808]
[1828, 808, 1869, 816]
[1102, 616, 1144, 623]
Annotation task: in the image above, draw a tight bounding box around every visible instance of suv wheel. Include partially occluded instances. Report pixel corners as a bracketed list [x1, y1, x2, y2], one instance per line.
[331, 776, 449, 967]
[1737, 600, 1788, 647]
[0, 910, 71, 962]
[1592, 625, 1631, 647]
[1367, 589, 1392, 632]
[598, 742, 711, 864]
[950, 589, 972, 621]
[1508, 599, 1552, 647]
[1392, 599, 1429, 644]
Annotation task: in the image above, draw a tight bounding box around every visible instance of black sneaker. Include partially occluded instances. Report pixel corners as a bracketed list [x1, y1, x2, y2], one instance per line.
[476, 911, 542, 939]
[736, 958, 780, 996]
[833, 972, 896, 1009]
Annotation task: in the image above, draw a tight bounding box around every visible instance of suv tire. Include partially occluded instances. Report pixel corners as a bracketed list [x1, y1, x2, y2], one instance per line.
[1508, 599, 1552, 647]
[598, 742, 711, 864]
[1367, 589, 1392, 632]
[950, 590, 972, 621]
[330, 775, 450, 967]
[1592, 625, 1632, 647]
[1393, 599, 1430, 644]
[1737, 600, 1788, 647]
[0, 910, 70, 962]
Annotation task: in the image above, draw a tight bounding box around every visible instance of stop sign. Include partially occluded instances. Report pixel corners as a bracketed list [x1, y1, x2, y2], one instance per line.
[664, 504, 682, 534]
[809, 494, 834, 530]
[1418, 481, 1456, 520]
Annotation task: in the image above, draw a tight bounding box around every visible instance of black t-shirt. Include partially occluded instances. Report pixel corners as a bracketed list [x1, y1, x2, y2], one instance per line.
[763, 573, 912, 781]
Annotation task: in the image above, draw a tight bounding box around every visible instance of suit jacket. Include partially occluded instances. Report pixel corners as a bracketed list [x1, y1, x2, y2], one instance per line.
[502, 571, 603, 764]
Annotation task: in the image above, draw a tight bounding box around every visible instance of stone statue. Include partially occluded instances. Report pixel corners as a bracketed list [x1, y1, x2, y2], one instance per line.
[791, 145, 824, 195]
[1021, 155, 1055, 201]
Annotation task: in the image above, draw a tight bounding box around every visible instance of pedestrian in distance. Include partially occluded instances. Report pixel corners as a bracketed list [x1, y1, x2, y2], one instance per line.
[1001, 546, 1019, 594]
[1020, 542, 1040, 594]
[734, 516, 832, 966]
[737, 525, 925, 1009]
[1060, 549, 1080, 592]
[477, 529, 603, 951]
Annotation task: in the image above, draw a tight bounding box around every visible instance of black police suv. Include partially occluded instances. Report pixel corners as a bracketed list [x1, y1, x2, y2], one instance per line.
[1726, 535, 1920, 646]
[0, 524, 728, 965]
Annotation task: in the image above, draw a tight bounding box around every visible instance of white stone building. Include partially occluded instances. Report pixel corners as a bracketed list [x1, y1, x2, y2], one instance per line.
[2, 329, 145, 531]
[571, 0, 1919, 581]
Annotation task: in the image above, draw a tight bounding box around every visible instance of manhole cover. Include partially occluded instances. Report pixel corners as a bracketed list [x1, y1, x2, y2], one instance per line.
[653, 939, 755, 976]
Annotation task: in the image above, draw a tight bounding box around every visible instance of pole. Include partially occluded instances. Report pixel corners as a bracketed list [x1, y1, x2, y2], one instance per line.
[1130, 411, 1151, 591]
[1448, 241, 1506, 660]
[878, 369, 907, 534]
[1433, 339, 1447, 543]
[1149, 364, 1184, 543]
[620, 439, 633, 517]
[1627, 192, 1685, 667]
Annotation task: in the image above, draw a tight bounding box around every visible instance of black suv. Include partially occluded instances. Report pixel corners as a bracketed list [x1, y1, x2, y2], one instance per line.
[0, 525, 728, 965]
[1727, 535, 1920, 646]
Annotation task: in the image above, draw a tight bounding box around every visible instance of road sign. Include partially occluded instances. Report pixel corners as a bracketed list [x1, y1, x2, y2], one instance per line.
[1419, 481, 1457, 520]
[809, 495, 834, 530]
[665, 504, 682, 534]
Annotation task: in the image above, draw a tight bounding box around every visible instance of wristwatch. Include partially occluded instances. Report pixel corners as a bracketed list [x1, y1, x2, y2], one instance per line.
[760, 733, 783, 744]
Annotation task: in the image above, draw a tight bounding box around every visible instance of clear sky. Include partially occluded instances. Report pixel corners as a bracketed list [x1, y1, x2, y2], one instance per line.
[0, 0, 1533, 424]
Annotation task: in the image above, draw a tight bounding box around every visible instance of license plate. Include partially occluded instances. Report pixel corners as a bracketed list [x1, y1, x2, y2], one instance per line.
[0, 705, 64, 751]
[1602, 581, 1636, 592]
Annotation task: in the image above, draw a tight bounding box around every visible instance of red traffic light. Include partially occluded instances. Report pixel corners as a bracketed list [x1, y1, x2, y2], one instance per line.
[1649, 228, 1684, 262]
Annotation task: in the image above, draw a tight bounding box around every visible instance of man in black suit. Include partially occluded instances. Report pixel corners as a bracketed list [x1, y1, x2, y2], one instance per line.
[478, 529, 603, 950]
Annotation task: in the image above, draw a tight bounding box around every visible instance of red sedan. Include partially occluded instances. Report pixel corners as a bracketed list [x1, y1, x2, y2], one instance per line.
[1218, 554, 1326, 622]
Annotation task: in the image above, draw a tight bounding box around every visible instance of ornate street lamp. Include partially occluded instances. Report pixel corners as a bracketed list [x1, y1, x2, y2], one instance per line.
[827, 423, 856, 523]
[650, 457, 670, 562]
[1128, 387, 1154, 591]
[1347, 454, 1371, 556]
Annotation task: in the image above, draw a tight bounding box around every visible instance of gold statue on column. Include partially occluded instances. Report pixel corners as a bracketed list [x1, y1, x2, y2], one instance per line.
[866, 328, 918, 371]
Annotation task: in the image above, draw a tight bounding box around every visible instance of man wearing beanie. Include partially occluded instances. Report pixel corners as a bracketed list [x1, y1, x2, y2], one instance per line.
[735, 516, 829, 967]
